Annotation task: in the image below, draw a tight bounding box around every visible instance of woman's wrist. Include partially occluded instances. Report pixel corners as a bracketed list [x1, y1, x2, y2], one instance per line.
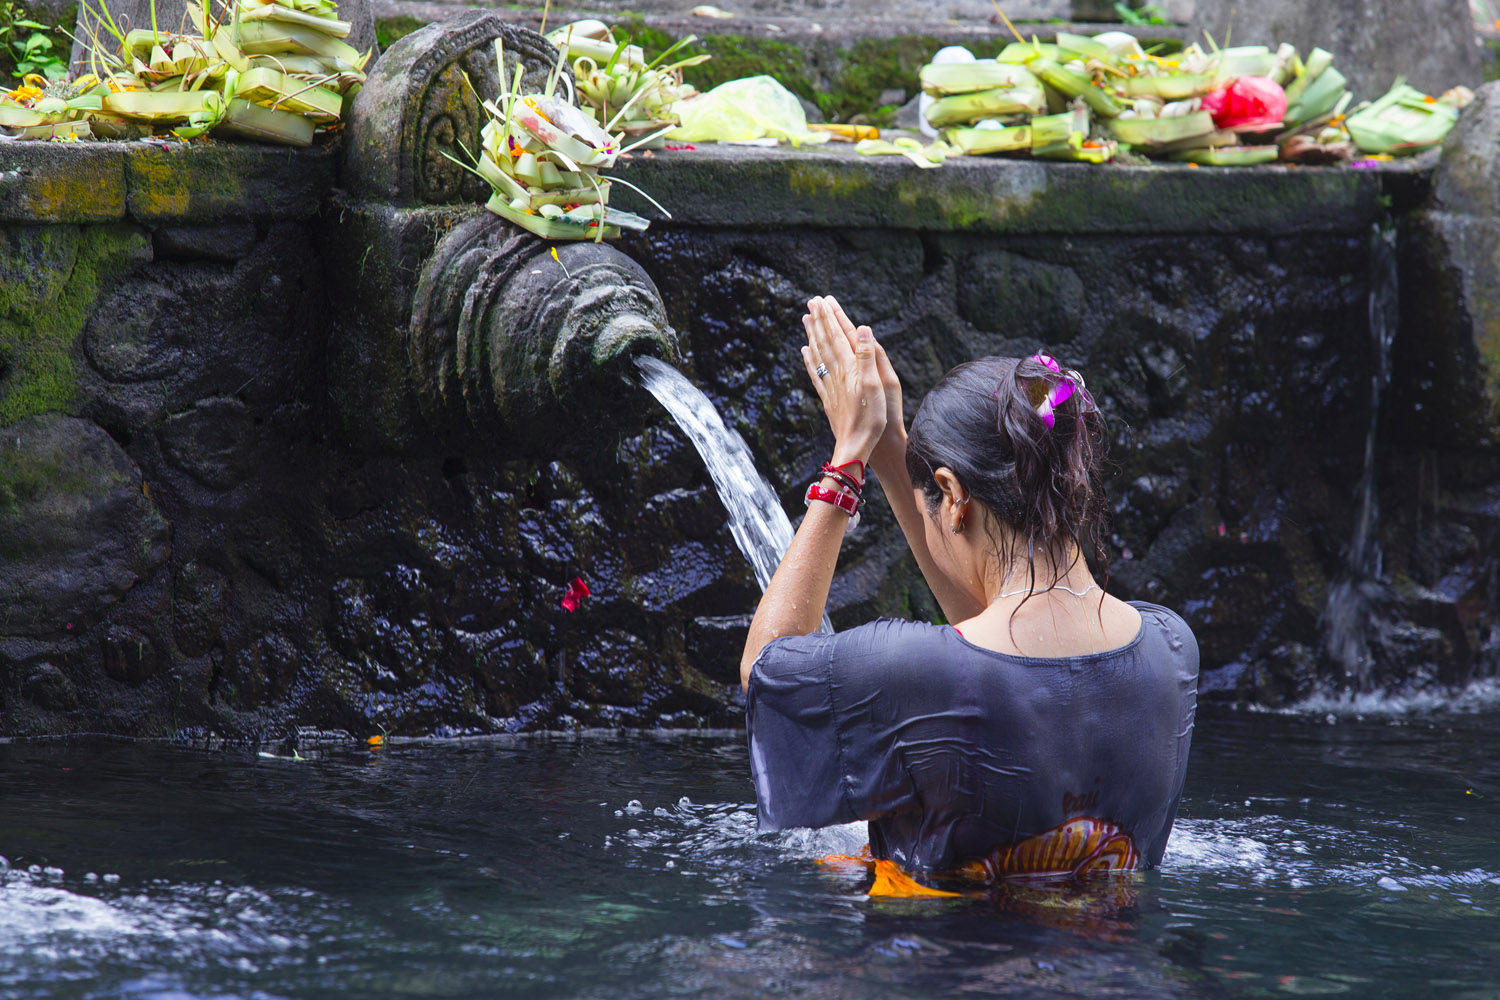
[869, 428, 908, 477]
[830, 443, 875, 470]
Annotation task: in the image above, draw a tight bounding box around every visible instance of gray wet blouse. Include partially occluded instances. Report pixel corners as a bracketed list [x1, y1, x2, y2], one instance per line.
[745, 602, 1199, 872]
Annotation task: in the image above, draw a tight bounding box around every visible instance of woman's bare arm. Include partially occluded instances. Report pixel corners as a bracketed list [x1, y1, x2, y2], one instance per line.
[740, 298, 886, 688]
[821, 299, 985, 624]
[738, 501, 853, 690]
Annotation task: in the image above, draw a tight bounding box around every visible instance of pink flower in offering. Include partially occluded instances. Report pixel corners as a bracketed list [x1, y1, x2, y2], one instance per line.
[1202, 76, 1287, 130]
[560, 576, 591, 612]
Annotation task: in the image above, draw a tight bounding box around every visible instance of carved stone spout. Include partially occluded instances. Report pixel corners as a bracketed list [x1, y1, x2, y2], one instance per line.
[409, 213, 679, 447]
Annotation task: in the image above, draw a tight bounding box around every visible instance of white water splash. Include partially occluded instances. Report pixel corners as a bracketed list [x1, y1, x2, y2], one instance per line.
[1320, 221, 1399, 685]
[1263, 675, 1500, 718]
[603, 794, 866, 881]
[1164, 815, 1500, 892]
[637, 356, 831, 632]
[0, 866, 309, 984]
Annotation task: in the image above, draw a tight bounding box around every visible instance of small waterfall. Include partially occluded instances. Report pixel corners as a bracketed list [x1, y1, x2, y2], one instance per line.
[1321, 222, 1399, 686]
[636, 356, 832, 633]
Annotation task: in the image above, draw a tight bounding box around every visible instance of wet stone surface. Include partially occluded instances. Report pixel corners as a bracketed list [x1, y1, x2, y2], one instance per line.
[0, 414, 170, 637]
[1, 133, 1498, 737]
[621, 224, 1500, 706]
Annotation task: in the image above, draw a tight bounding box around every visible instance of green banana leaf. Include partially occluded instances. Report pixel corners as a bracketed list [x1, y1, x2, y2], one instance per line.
[1345, 82, 1459, 155]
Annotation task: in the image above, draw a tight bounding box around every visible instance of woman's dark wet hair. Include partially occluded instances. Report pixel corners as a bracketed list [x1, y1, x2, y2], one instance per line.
[905, 356, 1108, 589]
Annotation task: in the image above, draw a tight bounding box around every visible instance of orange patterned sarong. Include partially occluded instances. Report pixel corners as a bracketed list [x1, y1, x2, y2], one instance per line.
[819, 817, 1140, 898]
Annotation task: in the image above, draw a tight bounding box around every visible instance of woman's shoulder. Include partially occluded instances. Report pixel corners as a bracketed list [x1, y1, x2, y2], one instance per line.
[751, 618, 957, 679]
[1122, 600, 1200, 674]
[764, 617, 956, 655]
[1123, 601, 1197, 642]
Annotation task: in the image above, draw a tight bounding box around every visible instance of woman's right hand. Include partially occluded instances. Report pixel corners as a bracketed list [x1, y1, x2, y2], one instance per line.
[800, 297, 885, 465]
[817, 296, 905, 464]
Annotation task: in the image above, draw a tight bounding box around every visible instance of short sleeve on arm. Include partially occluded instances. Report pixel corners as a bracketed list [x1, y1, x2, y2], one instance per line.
[745, 632, 856, 831]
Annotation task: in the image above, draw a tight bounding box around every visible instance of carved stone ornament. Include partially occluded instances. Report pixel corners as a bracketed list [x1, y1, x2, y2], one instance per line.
[343, 12, 572, 205]
[409, 213, 679, 449]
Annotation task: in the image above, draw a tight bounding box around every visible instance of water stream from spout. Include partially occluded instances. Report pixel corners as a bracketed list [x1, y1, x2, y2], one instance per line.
[636, 356, 832, 633]
[1321, 221, 1399, 686]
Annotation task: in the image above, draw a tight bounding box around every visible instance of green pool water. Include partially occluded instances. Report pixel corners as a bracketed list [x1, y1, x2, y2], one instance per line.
[2, 698, 1498, 998]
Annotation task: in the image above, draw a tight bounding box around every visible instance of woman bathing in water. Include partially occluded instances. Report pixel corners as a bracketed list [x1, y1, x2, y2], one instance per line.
[740, 295, 1198, 887]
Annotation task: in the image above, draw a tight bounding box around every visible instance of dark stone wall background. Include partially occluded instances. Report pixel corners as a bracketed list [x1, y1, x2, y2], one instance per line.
[621, 223, 1498, 705]
[2, 145, 1498, 741]
[0, 206, 756, 735]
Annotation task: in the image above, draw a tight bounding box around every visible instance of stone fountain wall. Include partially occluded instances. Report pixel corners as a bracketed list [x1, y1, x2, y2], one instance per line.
[0, 144, 749, 739]
[604, 131, 1500, 705]
[1, 26, 1497, 739]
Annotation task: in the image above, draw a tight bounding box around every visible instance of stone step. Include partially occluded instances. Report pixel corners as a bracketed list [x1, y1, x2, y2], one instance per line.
[373, 0, 1196, 50]
[370, 0, 1483, 106]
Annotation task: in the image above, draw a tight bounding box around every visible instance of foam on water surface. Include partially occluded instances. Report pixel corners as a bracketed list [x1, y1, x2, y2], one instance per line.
[0, 866, 313, 994]
[1267, 675, 1500, 718]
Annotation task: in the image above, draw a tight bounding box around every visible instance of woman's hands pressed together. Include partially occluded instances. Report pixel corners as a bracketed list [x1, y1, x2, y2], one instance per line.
[740, 295, 899, 686]
[800, 296, 887, 466]
[804, 296, 906, 470]
[802, 297, 986, 624]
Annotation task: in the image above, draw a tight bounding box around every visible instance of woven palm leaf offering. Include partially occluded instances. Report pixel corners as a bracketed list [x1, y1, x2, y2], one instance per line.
[545, 19, 708, 148]
[914, 19, 1422, 168]
[1097, 37, 1294, 162]
[451, 37, 660, 241]
[0, 74, 107, 139]
[74, 1, 234, 133]
[57, 0, 367, 144]
[1344, 80, 1471, 157]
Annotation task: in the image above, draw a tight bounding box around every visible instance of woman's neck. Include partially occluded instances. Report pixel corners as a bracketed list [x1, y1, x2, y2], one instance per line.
[982, 543, 1096, 605]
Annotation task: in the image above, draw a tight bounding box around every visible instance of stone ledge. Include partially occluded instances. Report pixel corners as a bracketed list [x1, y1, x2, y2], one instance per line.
[0, 138, 339, 226]
[608, 141, 1426, 237]
[373, 1, 1197, 50]
[0, 143, 126, 225]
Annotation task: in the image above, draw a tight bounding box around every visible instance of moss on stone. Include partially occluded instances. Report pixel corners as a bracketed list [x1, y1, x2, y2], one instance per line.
[616, 17, 951, 125]
[833, 35, 946, 125]
[126, 150, 237, 219]
[0, 223, 149, 424]
[376, 15, 426, 51]
[629, 25, 820, 110]
[0, 448, 93, 524]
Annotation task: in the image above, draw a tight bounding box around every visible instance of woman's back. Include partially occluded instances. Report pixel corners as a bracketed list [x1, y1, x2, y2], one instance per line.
[736, 301, 1199, 882]
[747, 603, 1199, 874]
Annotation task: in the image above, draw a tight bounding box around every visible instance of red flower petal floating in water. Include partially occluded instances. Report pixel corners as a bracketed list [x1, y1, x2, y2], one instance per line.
[1202, 76, 1287, 130]
[560, 576, 591, 612]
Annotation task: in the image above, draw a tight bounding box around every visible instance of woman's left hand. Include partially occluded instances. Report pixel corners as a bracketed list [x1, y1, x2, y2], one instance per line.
[801, 296, 886, 465]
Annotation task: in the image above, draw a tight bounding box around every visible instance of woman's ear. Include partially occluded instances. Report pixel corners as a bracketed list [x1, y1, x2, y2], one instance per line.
[932, 467, 970, 534]
[932, 467, 966, 508]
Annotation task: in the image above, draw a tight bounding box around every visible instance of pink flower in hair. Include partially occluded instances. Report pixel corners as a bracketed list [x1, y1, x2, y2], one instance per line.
[1030, 354, 1077, 429]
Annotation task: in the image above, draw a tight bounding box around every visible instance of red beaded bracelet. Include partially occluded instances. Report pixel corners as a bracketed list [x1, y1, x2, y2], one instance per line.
[805, 483, 862, 529]
[819, 466, 864, 496]
[824, 459, 866, 487]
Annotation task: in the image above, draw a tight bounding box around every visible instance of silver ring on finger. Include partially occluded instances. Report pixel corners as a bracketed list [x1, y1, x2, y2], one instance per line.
[816, 363, 830, 379]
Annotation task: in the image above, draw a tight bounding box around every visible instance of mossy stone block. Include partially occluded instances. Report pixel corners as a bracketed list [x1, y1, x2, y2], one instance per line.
[0, 222, 150, 424]
[0, 414, 169, 636]
[0, 143, 126, 224]
[123, 141, 337, 224]
[609, 143, 1383, 236]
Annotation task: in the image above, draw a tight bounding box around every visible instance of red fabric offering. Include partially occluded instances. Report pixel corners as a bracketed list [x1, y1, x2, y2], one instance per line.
[560, 576, 590, 612]
[1202, 76, 1287, 129]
